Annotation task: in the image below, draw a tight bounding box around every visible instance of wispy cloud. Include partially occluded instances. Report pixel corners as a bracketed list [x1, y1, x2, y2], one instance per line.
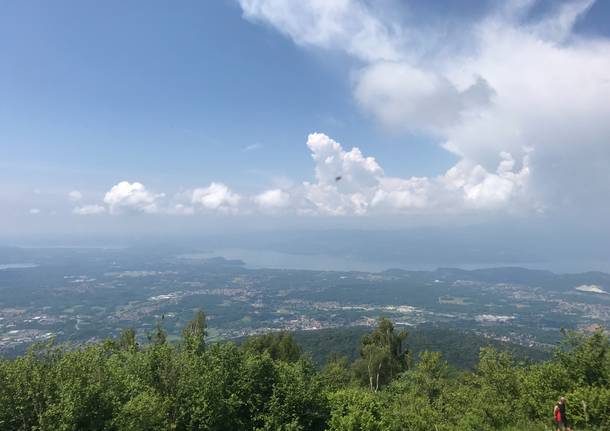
[243, 143, 263, 152]
[68, 190, 83, 202]
[73, 204, 106, 215]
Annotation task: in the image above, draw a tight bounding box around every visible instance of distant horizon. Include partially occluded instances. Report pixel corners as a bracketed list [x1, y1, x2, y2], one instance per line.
[2, 236, 609, 275]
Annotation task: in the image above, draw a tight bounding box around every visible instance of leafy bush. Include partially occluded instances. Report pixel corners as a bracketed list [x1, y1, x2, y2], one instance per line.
[0, 312, 608, 431]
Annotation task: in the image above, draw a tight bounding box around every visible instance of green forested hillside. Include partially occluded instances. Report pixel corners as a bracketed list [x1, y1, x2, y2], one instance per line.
[291, 325, 550, 368]
[0, 313, 608, 431]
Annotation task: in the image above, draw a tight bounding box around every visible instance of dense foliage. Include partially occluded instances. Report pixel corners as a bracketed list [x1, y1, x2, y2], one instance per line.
[291, 325, 550, 370]
[1, 313, 608, 431]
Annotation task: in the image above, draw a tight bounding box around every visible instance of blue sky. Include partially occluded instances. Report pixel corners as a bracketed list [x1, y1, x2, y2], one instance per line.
[1, 0, 610, 241]
[1, 1, 449, 191]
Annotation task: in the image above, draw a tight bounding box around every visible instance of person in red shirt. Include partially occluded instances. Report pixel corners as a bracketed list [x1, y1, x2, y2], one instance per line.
[553, 397, 572, 431]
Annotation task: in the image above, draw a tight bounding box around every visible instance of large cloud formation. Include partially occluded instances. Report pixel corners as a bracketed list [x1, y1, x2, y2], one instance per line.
[239, 0, 610, 215]
[72, 0, 608, 218]
[78, 132, 528, 217]
[301, 133, 529, 215]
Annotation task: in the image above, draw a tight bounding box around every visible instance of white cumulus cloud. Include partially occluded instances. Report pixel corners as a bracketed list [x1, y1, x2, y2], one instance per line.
[103, 181, 163, 214]
[300, 133, 529, 215]
[191, 182, 241, 212]
[254, 189, 291, 210]
[79, 132, 529, 218]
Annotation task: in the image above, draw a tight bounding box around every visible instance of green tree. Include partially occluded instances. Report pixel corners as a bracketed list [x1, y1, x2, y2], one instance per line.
[1, 341, 64, 431]
[148, 316, 167, 345]
[326, 388, 387, 431]
[242, 331, 303, 363]
[565, 385, 610, 429]
[352, 318, 409, 390]
[262, 358, 329, 431]
[380, 355, 453, 431]
[414, 351, 449, 402]
[473, 347, 522, 427]
[516, 361, 570, 421]
[119, 328, 138, 351]
[321, 353, 352, 391]
[38, 345, 121, 431]
[174, 342, 248, 430]
[238, 350, 278, 429]
[114, 390, 168, 431]
[555, 328, 610, 387]
[182, 310, 207, 354]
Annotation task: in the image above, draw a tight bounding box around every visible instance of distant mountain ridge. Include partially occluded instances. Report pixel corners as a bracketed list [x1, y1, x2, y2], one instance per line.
[382, 266, 610, 291]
